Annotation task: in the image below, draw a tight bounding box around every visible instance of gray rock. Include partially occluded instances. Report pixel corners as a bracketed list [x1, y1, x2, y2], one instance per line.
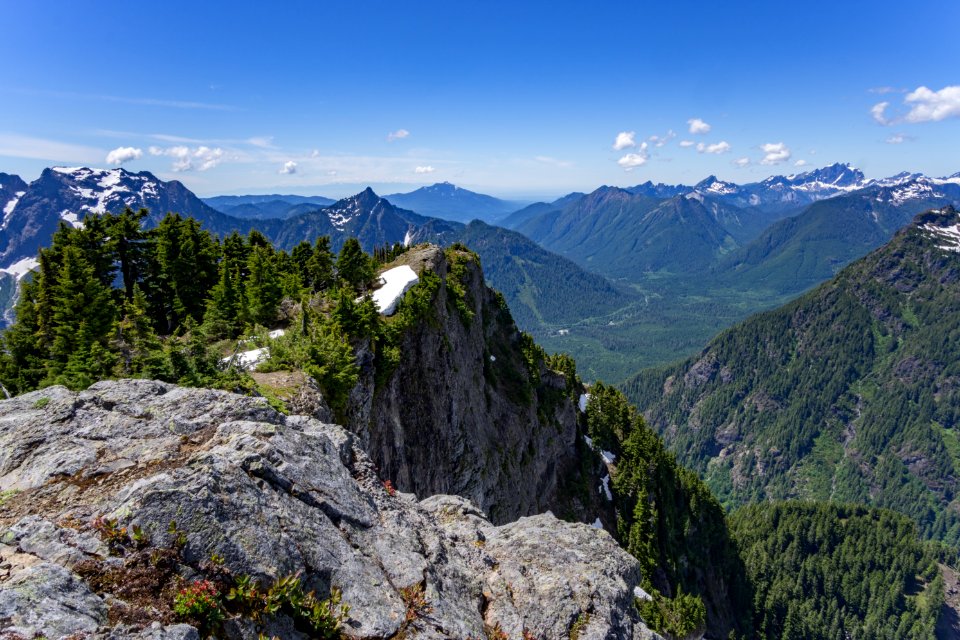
[0, 381, 658, 639]
[0, 561, 106, 636]
[347, 246, 588, 526]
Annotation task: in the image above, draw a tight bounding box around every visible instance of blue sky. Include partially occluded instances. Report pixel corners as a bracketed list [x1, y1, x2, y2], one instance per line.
[1, 0, 958, 198]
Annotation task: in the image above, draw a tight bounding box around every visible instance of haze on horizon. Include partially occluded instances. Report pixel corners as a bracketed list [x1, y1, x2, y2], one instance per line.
[1, 0, 958, 199]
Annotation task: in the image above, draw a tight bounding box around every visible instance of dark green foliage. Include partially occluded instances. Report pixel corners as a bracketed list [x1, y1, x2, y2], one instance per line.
[336, 237, 375, 291]
[151, 214, 220, 331]
[730, 502, 943, 640]
[585, 383, 752, 637]
[43, 245, 118, 389]
[372, 241, 410, 265]
[244, 245, 282, 326]
[624, 209, 960, 544]
[306, 236, 336, 292]
[444, 245, 476, 325]
[115, 286, 170, 379]
[636, 587, 706, 640]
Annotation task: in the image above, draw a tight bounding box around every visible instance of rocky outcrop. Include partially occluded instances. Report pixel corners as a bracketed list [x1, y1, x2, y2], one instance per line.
[348, 245, 586, 525]
[0, 380, 659, 639]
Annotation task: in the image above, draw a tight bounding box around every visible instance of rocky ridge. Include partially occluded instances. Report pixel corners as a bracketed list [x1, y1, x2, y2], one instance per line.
[0, 380, 659, 639]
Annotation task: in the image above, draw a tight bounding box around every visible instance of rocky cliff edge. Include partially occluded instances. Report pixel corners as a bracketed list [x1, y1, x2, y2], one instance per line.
[0, 380, 658, 639]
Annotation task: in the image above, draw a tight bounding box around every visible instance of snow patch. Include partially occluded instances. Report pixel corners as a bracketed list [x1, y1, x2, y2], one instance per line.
[578, 393, 590, 413]
[60, 210, 83, 228]
[633, 585, 653, 601]
[920, 221, 960, 253]
[600, 449, 617, 464]
[268, 329, 286, 339]
[403, 228, 414, 247]
[583, 434, 593, 448]
[600, 474, 612, 501]
[1, 191, 25, 230]
[0, 257, 39, 280]
[223, 347, 269, 370]
[371, 265, 419, 315]
[591, 517, 603, 530]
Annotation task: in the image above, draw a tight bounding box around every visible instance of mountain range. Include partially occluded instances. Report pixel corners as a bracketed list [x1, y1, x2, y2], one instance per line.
[624, 206, 960, 544]
[4, 162, 960, 383]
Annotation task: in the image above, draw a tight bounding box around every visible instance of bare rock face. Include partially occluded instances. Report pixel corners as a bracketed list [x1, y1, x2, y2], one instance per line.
[349, 246, 583, 525]
[0, 380, 658, 639]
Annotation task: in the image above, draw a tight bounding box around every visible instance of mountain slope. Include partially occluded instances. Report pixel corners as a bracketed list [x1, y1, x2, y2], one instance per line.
[515, 187, 739, 279]
[0, 167, 261, 270]
[452, 220, 632, 328]
[270, 187, 462, 252]
[716, 179, 960, 297]
[203, 194, 336, 219]
[624, 206, 960, 543]
[384, 182, 523, 223]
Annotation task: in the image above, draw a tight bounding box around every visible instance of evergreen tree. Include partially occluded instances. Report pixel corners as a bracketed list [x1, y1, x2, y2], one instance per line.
[104, 207, 150, 301]
[44, 245, 117, 388]
[306, 236, 335, 291]
[151, 214, 219, 331]
[202, 256, 242, 339]
[244, 245, 282, 327]
[114, 285, 169, 379]
[336, 237, 374, 291]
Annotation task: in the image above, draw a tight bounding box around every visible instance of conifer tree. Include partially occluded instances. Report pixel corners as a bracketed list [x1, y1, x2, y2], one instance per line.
[244, 245, 282, 327]
[336, 237, 374, 291]
[115, 285, 168, 378]
[306, 236, 335, 291]
[203, 257, 242, 339]
[44, 245, 117, 388]
[105, 207, 150, 301]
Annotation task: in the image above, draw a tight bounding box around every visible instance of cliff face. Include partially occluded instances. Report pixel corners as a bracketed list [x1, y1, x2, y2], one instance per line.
[0, 380, 659, 639]
[347, 246, 586, 524]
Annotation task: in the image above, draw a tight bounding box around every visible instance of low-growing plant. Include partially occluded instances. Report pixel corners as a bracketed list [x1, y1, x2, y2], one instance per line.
[569, 612, 590, 640]
[92, 516, 129, 554]
[32, 397, 50, 409]
[636, 587, 706, 640]
[383, 479, 397, 497]
[173, 579, 224, 630]
[399, 582, 432, 624]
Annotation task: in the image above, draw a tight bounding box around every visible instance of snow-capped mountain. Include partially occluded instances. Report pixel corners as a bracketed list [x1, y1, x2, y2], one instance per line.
[0, 167, 258, 273]
[272, 187, 461, 251]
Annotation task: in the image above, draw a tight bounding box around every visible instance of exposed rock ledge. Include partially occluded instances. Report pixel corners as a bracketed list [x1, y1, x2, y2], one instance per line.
[0, 380, 659, 639]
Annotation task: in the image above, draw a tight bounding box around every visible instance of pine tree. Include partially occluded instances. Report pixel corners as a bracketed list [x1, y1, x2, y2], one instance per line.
[306, 236, 335, 292]
[105, 207, 150, 301]
[202, 257, 242, 339]
[336, 237, 374, 291]
[115, 285, 169, 378]
[44, 245, 117, 388]
[244, 245, 282, 327]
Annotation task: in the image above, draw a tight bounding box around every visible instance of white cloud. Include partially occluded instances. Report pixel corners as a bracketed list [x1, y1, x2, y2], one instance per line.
[733, 157, 750, 168]
[247, 136, 275, 148]
[760, 142, 791, 165]
[794, 159, 808, 167]
[904, 85, 960, 123]
[387, 129, 410, 142]
[871, 101, 891, 125]
[649, 130, 676, 147]
[869, 86, 901, 95]
[617, 142, 649, 170]
[534, 155, 572, 168]
[105, 146, 143, 165]
[414, 165, 435, 174]
[612, 131, 636, 150]
[678, 140, 695, 148]
[696, 141, 731, 154]
[311, 149, 320, 158]
[687, 118, 711, 134]
[885, 133, 911, 144]
[148, 145, 224, 171]
[279, 161, 297, 174]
